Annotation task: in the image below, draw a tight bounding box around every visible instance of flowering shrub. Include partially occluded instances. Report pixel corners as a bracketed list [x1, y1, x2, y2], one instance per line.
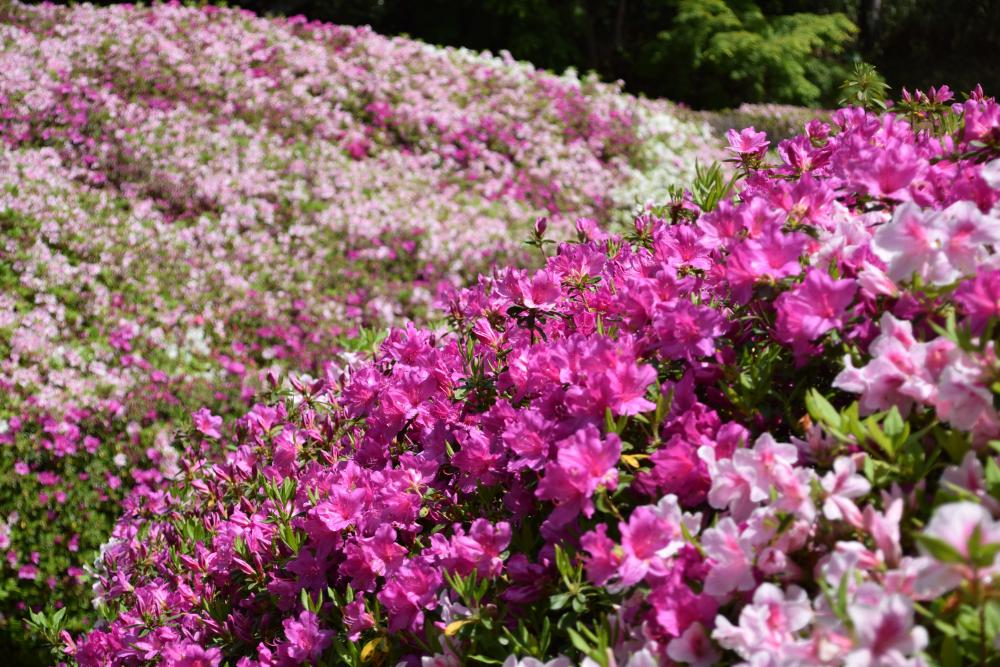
[69, 86, 1000, 666]
[0, 0, 718, 655]
[701, 103, 832, 145]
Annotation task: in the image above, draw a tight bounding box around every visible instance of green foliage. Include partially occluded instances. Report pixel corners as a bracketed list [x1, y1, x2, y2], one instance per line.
[648, 0, 857, 108]
[838, 61, 890, 110]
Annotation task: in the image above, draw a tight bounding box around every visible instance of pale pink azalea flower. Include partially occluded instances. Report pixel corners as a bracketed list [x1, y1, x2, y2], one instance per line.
[833, 313, 944, 415]
[844, 590, 928, 667]
[821, 456, 872, 524]
[873, 200, 999, 285]
[856, 261, 899, 298]
[771, 463, 818, 521]
[701, 518, 756, 597]
[700, 446, 766, 522]
[818, 542, 881, 601]
[666, 622, 721, 667]
[980, 159, 1000, 189]
[921, 501, 1000, 564]
[862, 498, 904, 566]
[934, 350, 998, 433]
[936, 201, 1000, 276]
[940, 451, 1000, 513]
[502, 657, 572, 667]
[712, 584, 812, 661]
[913, 502, 1000, 599]
[650, 494, 703, 552]
[871, 202, 955, 285]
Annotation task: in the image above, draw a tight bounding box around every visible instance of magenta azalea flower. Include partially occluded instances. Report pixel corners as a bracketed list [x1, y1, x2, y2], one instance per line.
[726, 127, 770, 158]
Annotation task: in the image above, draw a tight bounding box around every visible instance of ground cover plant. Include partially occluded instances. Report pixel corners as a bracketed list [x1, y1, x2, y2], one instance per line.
[0, 1, 720, 658]
[63, 76, 1000, 667]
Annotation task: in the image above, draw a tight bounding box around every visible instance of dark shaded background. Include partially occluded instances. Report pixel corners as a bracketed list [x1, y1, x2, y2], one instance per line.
[32, 0, 1000, 108]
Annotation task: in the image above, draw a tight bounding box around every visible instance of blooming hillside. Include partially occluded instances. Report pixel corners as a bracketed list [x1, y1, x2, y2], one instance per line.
[3, 3, 1000, 667]
[0, 0, 719, 655]
[69, 83, 1000, 667]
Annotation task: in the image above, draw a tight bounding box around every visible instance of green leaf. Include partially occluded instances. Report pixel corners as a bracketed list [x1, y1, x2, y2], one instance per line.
[914, 534, 966, 564]
[882, 406, 904, 438]
[805, 389, 841, 430]
[968, 525, 1000, 568]
[985, 457, 1000, 498]
[566, 627, 592, 655]
[549, 593, 571, 611]
[940, 635, 960, 667]
[865, 416, 894, 459]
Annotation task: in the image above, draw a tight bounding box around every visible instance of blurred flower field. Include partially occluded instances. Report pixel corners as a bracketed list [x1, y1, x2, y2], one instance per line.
[1, 2, 1000, 667]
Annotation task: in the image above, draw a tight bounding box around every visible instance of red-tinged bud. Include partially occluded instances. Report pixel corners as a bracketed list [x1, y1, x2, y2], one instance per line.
[233, 557, 257, 576]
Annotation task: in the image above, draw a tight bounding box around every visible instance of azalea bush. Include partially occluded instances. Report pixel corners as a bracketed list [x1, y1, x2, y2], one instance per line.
[0, 0, 718, 656]
[700, 103, 832, 145]
[65, 85, 1000, 667]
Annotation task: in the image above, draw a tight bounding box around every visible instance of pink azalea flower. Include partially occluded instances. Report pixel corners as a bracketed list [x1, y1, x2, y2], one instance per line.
[726, 127, 769, 158]
[340, 525, 407, 592]
[285, 545, 334, 591]
[313, 486, 367, 533]
[192, 408, 223, 439]
[726, 225, 808, 303]
[853, 140, 924, 198]
[502, 410, 554, 471]
[774, 268, 857, 353]
[653, 300, 727, 361]
[162, 642, 223, 667]
[536, 425, 620, 525]
[451, 427, 504, 492]
[378, 559, 442, 633]
[448, 519, 512, 578]
[955, 270, 1000, 334]
[280, 610, 333, 664]
[618, 506, 677, 579]
[643, 437, 711, 506]
[342, 598, 374, 641]
[580, 525, 625, 588]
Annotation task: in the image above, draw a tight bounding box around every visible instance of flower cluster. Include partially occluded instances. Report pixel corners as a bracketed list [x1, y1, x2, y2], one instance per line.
[72, 86, 1000, 666]
[0, 0, 718, 652]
